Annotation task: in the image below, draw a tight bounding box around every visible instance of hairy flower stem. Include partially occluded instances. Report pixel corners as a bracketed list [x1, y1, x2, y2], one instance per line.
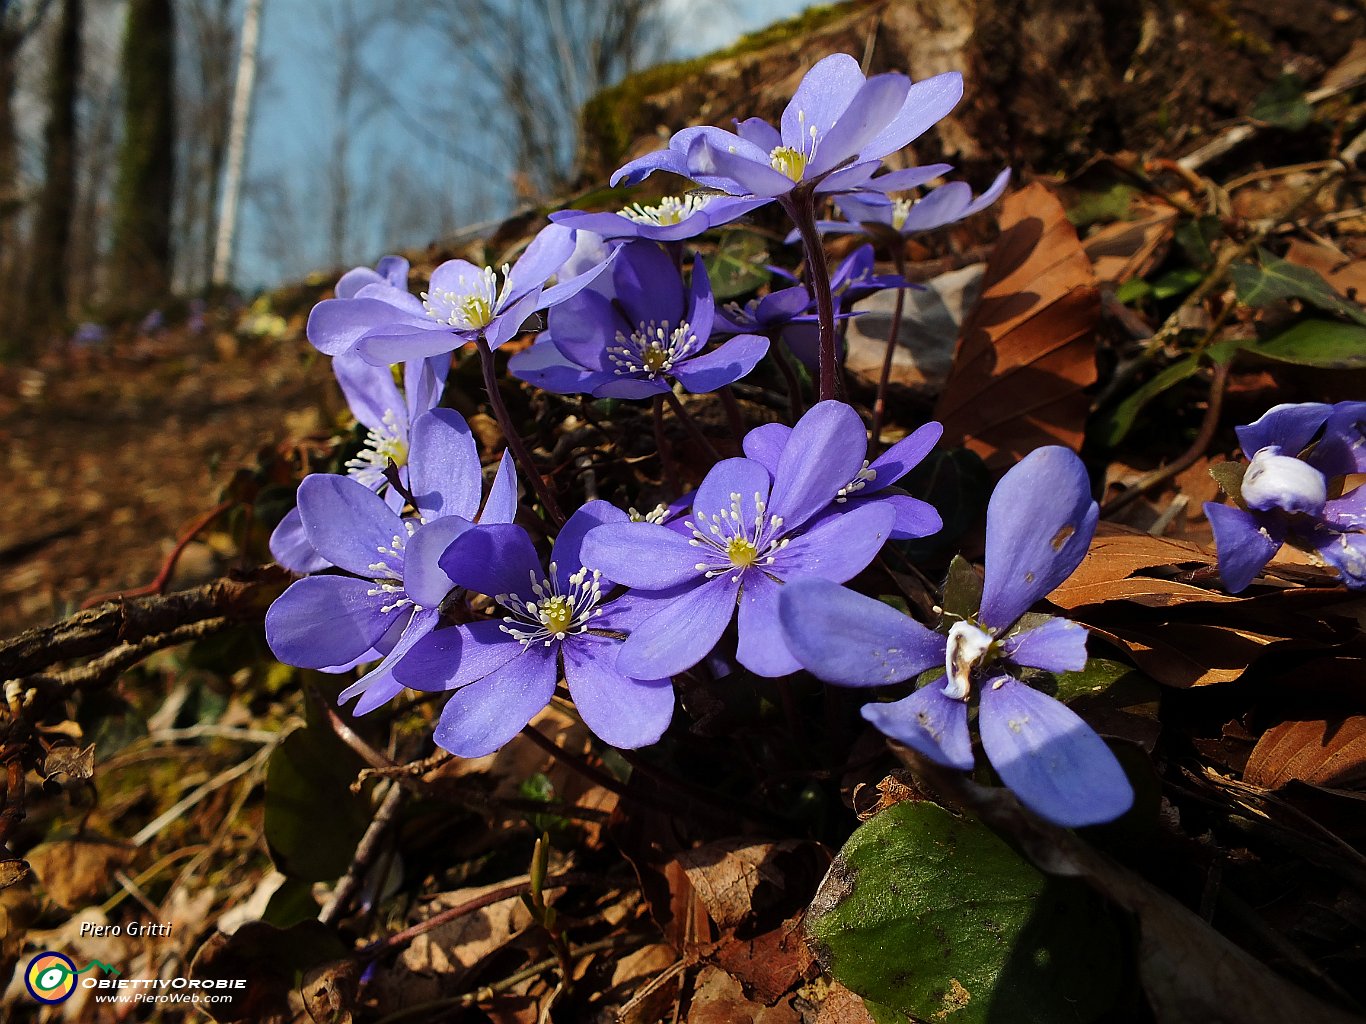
[475, 336, 565, 527]
[782, 191, 840, 402]
[652, 395, 680, 494]
[870, 249, 908, 452]
[771, 334, 806, 424]
[718, 386, 746, 443]
[664, 391, 723, 462]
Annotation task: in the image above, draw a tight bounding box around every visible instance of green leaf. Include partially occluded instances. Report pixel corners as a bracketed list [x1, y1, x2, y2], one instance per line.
[1051, 658, 1156, 706]
[1096, 354, 1201, 446]
[807, 801, 1126, 1023]
[705, 230, 771, 300]
[1209, 461, 1247, 504]
[1231, 251, 1366, 326]
[264, 698, 374, 881]
[1173, 216, 1223, 270]
[1150, 266, 1203, 300]
[1113, 278, 1150, 304]
[1253, 318, 1366, 369]
[1064, 183, 1137, 229]
[1250, 73, 1313, 131]
[940, 555, 983, 622]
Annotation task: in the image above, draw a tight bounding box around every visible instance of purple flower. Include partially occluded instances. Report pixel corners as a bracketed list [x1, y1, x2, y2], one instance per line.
[779, 446, 1132, 827]
[612, 54, 962, 204]
[1204, 401, 1366, 592]
[580, 401, 899, 678]
[508, 241, 768, 398]
[265, 408, 519, 715]
[268, 350, 451, 573]
[796, 169, 1011, 241]
[773, 245, 910, 369]
[392, 502, 674, 756]
[304, 227, 610, 364]
[741, 416, 943, 540]
[550, 193, 768, 242]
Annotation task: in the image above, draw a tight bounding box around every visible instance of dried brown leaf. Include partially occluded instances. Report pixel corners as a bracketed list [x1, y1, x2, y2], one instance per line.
[677, 838, 809, 930]
[26, 838, 129, 910]
[1049, 524, 1222, 611]
[41, 743, 95, 781]
[935, 182, 1100, 467]
[1245, 717, 1366, 790]
[0, 859, 29, 890]
[1083, 203, 1178, 285]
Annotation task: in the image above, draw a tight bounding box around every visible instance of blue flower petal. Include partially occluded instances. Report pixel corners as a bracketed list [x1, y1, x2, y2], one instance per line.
[563, 635, 673, 748]
[778, 578, 944, 686]
[861, 681, 973, 770]
[434, 644, 559, 757]
[978, 446, 1098, 633]
[979, 673, 1133, 827]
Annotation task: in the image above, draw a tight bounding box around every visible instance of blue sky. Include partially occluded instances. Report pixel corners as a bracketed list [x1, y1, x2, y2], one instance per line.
[234, 0, 810, 289]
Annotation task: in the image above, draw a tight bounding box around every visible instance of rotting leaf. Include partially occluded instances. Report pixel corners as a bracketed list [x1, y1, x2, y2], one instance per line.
[935, 183, 1101, 468]
[1048, 524, 1222, 610]
[805, 800, 1126, 1024]
[41, 743, 95, 781]
[677, 838, 813, 931]
[1283, 238, 1366, 301]
[1245, 716, 1366, 790]
[0, 859, 30, 890]
[1250, 73, 1313, 131]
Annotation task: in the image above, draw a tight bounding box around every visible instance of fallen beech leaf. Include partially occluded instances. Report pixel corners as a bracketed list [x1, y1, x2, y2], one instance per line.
[935, 182, 1100, 467]
[677, 838, 811, 930]
[708, 918, 814, 1006]
[26, 838, 130, 910]
[686, 965, 802, 1024]
[1043, 524, 1218, 614]
[815, 982, 878, 1024]
[1096, 622, 1276, 688]
[1245, 717, 1366, 790]
[1083, 203, 1178, 285]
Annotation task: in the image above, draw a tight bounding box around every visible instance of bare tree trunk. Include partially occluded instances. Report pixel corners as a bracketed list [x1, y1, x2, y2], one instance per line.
[25, 0, 81, 334]
[108, 0, 176, 314]
[211, 0, 261, 288]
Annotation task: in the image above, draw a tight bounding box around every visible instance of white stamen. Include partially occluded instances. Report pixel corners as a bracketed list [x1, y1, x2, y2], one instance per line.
[836, 461, 878, 503]
[421, 264, 513, 330]
[346, 408, 409, 489]
[607, 319, 703, 378]
[497, 566, 605, 648]
[618, 194, 711, 227]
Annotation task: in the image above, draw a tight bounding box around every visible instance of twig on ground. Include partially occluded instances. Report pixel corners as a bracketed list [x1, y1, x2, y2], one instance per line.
[319, 780, 406, 926]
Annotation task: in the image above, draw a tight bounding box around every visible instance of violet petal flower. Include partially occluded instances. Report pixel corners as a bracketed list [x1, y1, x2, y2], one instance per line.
[550, 194, 768, 242]
[611, 54, 962, 207]
[265, 409, 517, 715]
[394, 501, 674, 756]
[1205, 401, 1366, 592]
[801, 169, 1011, 240]
[305, 226, 612, 366]
[582, 401, 897, 678]
[743, 415, 943, 540]
[508, 241, 767, 398]
[778, 446, 1133, 827]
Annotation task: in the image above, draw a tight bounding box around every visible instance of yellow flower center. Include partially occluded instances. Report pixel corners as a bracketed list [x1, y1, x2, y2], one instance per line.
[642, 346, 670, 372]
[891, 198, 913, 231]
[727, 537, 760, 567]
[769, 146, 808, 182]
[459, 295, 493, 329]
[538, 595, 574, 636]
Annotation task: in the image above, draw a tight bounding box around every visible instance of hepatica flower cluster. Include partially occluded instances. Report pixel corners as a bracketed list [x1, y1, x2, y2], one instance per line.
[261, 51, 1166, 829]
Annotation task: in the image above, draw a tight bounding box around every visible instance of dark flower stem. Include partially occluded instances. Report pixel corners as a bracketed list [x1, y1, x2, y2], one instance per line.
[782, 190, 840, 402]
[718, 386, 746, 443]
[475, 335, 565, 527]
[652, 395, 680, 494]
[663, 390, 723, 462]
[870, 248, 909, 452]
[770, 334, 806, 424]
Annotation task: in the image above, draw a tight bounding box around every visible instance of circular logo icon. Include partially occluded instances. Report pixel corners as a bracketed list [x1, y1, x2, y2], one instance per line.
[25, 952, 77, 1003]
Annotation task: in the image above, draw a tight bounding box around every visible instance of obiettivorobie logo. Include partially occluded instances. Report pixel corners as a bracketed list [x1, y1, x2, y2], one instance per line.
[24, 952, 119, 1004]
